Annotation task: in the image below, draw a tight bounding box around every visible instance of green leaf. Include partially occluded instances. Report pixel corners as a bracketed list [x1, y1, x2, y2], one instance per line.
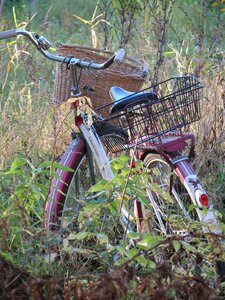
[221, 222, 225, 234]
[84, 198, 106, 209]
[114, 257, 130, 266]
[181, 241, 197, 252]
[37, 161, 53, 169]
[113, 162, 127, 170]
[202, 207, 208, 216]
[13, 6, 18, 28]
[127, 232, 140, 239]
[68, 231, 91, 240]
[0, 251, 14, 262]
[88, 179, 108, 192]
[121, 169, 129, 176]
[135, 255, 149, 267]
[117, 155, 130, 162]
[172, 240, 181, 252]
[11, 157, 27, 170]
[53, 162, 74, 172]
[51, 171, 63, 182]
[72, 248, 95, 255]
[127, 248, 139, 258]
[62, 238, 73, 253]
[148, 260, 156, 269]
[49, 46, 57, 51]
[137, 234, 163, 250]
[38, 161, 74, 172]
[36, 183, 49, 197]
[135, 160, 143, 169]
[136, 256, 156, 268]
[137, 195, 151, 209]
[117, 176, 126, 186]
[3, 169, 25, 176]
[188, 204, 199, 212]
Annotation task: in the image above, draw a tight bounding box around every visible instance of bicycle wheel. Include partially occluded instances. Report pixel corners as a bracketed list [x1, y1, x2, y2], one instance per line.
[140, 153, 198, 235]
[45, 125, 128, 234]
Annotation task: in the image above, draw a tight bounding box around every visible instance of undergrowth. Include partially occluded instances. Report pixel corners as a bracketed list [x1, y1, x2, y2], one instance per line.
[0, 156, 225, 299]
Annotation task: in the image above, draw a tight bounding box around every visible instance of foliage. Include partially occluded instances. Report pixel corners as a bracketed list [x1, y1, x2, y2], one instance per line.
[0, 157, 73, 270]
[0, 157, 46, 271]
[0, 156, 224, 298]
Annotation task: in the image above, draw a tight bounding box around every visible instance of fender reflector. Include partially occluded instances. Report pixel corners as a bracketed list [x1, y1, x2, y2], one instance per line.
[200, 194, 209, 207]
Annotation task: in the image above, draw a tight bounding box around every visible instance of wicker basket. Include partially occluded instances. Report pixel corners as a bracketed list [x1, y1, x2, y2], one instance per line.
[53, 44, 147, 110]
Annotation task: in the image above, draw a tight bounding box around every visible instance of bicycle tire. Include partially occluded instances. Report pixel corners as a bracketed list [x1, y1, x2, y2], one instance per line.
[45, 125, 128, 233]
[140, 153, 199, 235]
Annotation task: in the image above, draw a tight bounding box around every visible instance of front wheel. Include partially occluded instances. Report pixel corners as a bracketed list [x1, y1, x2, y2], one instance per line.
[45, 127, 128, 234]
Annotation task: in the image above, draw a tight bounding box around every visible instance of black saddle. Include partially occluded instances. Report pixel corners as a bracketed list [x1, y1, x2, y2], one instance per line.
[109, 86, 158, 114]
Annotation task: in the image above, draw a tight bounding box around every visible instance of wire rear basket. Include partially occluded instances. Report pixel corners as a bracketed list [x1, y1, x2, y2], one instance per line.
[94, 76, 203, 152]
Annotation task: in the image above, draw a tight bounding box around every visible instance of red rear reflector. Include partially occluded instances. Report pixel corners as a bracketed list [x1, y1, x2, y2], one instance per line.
[130, 160, 136, 168]
[200, 194, 209, 207]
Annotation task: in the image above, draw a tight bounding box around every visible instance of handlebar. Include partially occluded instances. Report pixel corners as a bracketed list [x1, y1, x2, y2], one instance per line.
[0, 28, 126, 70]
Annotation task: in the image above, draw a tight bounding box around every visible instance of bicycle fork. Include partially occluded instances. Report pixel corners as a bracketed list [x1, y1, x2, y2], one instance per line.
[79, 123, 135, 232]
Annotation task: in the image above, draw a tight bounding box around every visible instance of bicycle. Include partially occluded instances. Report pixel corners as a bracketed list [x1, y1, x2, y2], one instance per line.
[0, 28, 221, 240]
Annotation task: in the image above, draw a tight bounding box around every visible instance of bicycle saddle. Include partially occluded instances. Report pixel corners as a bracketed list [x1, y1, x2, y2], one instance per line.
[109, 86, 158, 114]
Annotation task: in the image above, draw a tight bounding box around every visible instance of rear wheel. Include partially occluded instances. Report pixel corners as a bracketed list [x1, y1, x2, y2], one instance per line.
[140, 154, 198, 235]
[141, 154, 225, 282]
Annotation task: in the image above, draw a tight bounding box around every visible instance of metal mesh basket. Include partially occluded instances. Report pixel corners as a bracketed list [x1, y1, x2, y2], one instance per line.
[94, 76, 203, 152]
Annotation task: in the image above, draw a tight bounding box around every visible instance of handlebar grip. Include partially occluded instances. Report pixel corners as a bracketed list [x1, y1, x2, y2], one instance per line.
[0, 29, 17, 40]
[114, 49, 126, 63]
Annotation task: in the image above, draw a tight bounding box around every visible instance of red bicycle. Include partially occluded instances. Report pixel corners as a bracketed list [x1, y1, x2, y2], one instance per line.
[0, 29, 221, 238]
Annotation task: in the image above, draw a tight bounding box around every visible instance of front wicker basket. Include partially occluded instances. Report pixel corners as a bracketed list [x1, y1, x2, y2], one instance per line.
[53, 44, 147, 110]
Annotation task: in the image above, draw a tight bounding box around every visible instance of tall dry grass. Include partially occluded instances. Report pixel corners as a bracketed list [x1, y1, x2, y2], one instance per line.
[132, 0, 225, 214]
[0, 38, 74, 169]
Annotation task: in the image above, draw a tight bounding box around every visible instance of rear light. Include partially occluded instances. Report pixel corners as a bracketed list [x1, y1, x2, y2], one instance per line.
[195, 190, 209, 208]
[195, 189, 210, 207]
[200, 193, 209, 207]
